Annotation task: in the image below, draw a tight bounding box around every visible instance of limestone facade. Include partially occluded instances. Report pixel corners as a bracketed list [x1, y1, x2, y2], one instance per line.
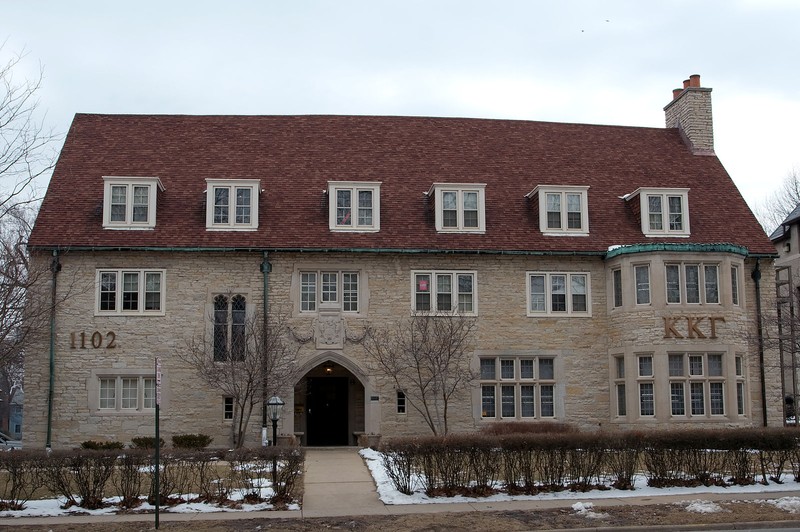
[24, 245, 781, 449]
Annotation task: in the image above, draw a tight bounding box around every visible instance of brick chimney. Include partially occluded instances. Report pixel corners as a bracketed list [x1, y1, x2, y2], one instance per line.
[663, 74, 714, 155]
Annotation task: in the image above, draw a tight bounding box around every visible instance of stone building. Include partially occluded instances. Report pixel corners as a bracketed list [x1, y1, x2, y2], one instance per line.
[25, 75, 780, 449]
[770, 203, 800, 419]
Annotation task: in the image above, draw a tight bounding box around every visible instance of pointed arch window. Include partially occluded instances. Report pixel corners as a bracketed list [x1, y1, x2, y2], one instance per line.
[214, 294, 246, 361]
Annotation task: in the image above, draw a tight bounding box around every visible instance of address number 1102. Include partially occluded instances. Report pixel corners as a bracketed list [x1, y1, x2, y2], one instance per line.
[70, 331, 117, 349]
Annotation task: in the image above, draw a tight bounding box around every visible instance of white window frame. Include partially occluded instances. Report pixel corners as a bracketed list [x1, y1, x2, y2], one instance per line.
[428, 183, 486, 233]
[95, 375, 156, 412]
[205, 179, 260, 231]
[327, 181, 381, 232]
[479, 356, 556, 420]
[526, 272, 591, 317]
[526, 185, 590, 236]
[299, 270, 361, 313]
[96, 269, 166, 316]
[412, 270, 477, 315]
[627, 187, 690, 237]
[102, 176, 163, 229]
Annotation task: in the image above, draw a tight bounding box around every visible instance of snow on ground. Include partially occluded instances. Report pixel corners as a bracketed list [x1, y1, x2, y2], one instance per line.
[571, 501, 609, 518]
[769, 497, 800, 513]
[0, 480, 301, 518]
[359, 448, 800, 506]
[683, 500, 726, 513]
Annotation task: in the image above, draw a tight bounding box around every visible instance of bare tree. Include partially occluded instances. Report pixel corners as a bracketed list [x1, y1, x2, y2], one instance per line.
[754, 168, 800, 236]
[0, 45, 60, 436]
[362, 312, 477, 435]
[181, 304, 299, 448]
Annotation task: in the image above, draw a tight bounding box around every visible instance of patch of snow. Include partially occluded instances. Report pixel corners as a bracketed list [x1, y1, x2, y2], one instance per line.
[769, 497, 800, 513]
[571, 501, 609, 518]
[683, 500, 725, 513]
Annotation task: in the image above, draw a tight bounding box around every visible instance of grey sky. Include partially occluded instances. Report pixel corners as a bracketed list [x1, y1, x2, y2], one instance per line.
[5, 0, 799, 211]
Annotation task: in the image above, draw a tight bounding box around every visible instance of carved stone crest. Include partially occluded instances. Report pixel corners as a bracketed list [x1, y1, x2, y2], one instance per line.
[315, 305, 344, 349]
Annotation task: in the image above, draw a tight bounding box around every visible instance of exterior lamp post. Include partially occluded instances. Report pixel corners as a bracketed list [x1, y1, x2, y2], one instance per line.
[266, 395, 284, 489]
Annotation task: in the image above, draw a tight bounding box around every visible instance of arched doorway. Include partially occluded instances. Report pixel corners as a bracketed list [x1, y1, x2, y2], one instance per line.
[294, 358, 366, 446]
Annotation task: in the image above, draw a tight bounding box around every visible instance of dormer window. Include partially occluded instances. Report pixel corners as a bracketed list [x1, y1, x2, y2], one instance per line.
[205, 179, 260, 231]
[328, 182, 381, 232]
[428, 183, 486, 233]
[526, 185, 589, 235]
[102, 177, 163, 229]
[626, 188, 690, 237]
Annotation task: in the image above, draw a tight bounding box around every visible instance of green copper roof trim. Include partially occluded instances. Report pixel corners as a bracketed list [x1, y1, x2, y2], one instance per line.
[605, 243, 752, 260]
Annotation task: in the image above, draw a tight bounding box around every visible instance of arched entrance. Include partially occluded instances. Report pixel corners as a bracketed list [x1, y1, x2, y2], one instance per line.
[294, 357, 366, 446]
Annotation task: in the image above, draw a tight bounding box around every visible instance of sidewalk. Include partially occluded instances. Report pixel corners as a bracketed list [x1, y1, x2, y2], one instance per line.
[4, 447, 800, 527]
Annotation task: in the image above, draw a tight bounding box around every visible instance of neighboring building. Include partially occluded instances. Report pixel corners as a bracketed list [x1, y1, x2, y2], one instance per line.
[770, 203, 800, 419]
[26, 75, 780, 449]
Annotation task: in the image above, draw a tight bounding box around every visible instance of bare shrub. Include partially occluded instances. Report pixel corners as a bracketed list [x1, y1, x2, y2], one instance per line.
[111, 449, 148, 509]
[0, 450, 45, 510]
[379, 438, 419, 495]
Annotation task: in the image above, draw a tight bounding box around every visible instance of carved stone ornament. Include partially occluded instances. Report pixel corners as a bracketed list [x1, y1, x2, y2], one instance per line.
[315, 305, 344, 349]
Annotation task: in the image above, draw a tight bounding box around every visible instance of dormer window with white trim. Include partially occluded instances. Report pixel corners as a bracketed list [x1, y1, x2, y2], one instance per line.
[428, 183, 486, 233]
[102, 176, 163, 230]
[327, 181, 381, 232]
[205, 179, 260, 231]
[526, 185, 589, 235]
[627, 187, 690, 237]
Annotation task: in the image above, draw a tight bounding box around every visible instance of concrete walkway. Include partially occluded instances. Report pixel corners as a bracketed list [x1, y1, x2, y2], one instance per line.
[4, 446, 800, 528]
[302, 447, 388, 517]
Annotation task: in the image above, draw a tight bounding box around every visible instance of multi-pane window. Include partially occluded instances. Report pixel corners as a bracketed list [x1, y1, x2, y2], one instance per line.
[665, 263, 720, 304]
[396, 391, 406, 414]
[97, 376, 156, 411]
[214, 294, 247, 361]
[329, 182, 381, 231]
[480, 357, 556, 420]
[431, 184, 486, 232]
[527, 272, 590, 316]
[224, 397, 234, 420]
[633, 188, 690, 237]
[668, 352, 726, 417]
[644, 191, 688, 235]
[530, 186, 589, 235]
[205, 179, 260, 230]
[638, 355, 654, 416]
[634, 265, 650, 305]
[413, 271, 475, 313]
[612, 269, 622, 308]
[103, 177, 161, 229]
[99, 378, 116, 410]
[299, 270, 360, 312]
[97, 270, 164, 315]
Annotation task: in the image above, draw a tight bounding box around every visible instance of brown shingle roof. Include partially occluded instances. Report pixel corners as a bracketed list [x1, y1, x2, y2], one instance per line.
[29, 113, 775, 255]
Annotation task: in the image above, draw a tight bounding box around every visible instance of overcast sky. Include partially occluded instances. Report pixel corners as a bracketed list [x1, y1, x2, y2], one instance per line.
[4, 0, 799, 214]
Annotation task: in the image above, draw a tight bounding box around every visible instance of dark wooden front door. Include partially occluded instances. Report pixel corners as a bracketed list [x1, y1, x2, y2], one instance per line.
[306, 377, 349, 446]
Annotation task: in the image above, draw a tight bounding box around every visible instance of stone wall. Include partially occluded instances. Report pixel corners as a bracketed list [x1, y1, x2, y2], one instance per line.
[23, 248, 782, 449]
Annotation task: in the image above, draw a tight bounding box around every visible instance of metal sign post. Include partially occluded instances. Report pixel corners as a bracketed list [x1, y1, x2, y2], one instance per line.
[155, 357, 161, 529]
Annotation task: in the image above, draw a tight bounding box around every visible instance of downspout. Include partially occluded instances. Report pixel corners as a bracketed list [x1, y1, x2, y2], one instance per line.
[260, 251, 271, 445]
[46, 250, 61, 449]
[751, 259, 768, 427]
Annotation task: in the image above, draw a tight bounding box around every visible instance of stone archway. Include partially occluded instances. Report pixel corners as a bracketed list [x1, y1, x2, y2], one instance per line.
[293, 353, 373, 446]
